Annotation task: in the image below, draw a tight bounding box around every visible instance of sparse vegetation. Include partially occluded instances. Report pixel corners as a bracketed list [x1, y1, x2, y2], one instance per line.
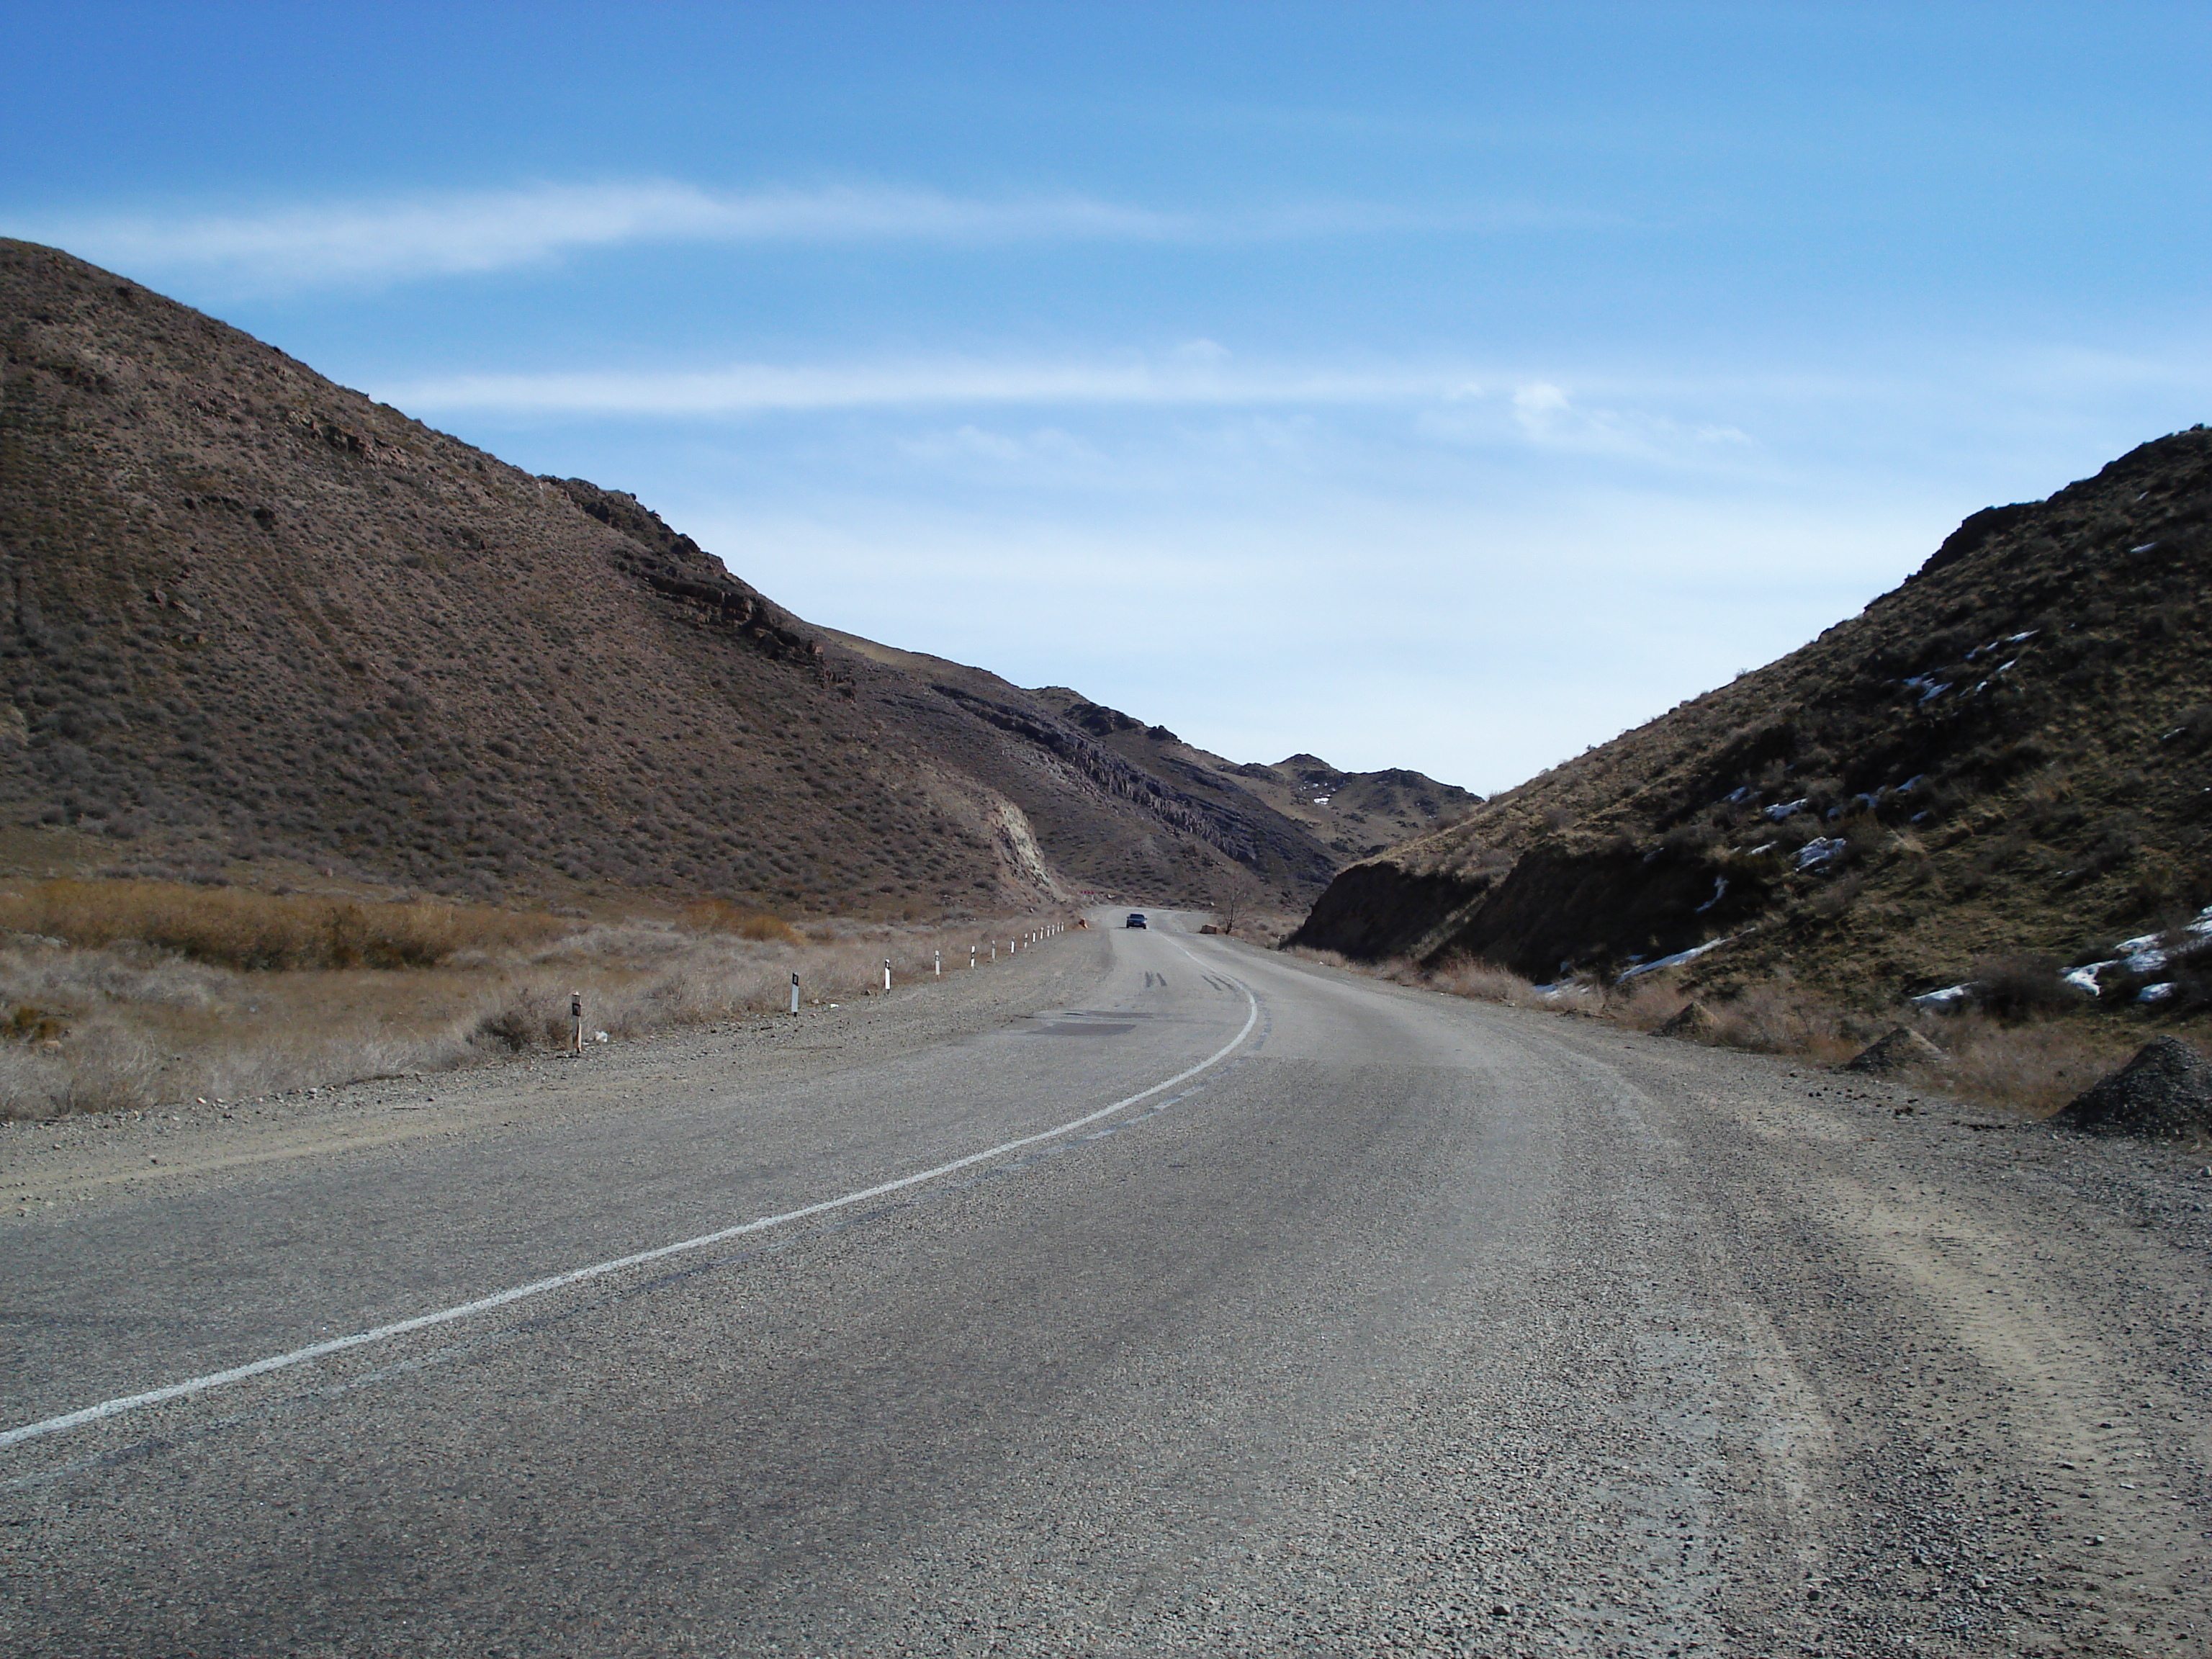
[0, 879, 569, 970]
[1282, 942, 2182, 1120]
[0, 881, 1073, 1120]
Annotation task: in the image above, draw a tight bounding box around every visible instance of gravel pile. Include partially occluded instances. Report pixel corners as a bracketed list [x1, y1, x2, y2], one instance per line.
[2056, 1035, 2212, 1140]
[1844, 1026, 1947, 1076]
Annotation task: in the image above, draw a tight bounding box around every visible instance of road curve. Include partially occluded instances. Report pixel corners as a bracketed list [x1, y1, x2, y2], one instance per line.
[3, 912, 2208, 1655]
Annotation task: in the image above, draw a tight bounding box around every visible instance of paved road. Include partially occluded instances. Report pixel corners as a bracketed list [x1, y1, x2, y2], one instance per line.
[4, 913, 2209, 1655]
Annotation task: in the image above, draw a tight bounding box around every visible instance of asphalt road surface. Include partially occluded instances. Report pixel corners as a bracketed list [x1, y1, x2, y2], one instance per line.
[4, 912, 2210, 1656]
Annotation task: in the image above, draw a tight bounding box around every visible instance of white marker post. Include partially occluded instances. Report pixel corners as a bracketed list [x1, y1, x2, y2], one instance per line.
[790, 971, 800, 1016]
[970, 944, 976, 969]
[570, 992, 583, 1056]
[934, 950, 941, 976]
[883, 958, 891, 992]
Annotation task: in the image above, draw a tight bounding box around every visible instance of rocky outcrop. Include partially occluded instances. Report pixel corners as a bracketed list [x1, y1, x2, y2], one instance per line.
[1288, 426, 2212, 1014]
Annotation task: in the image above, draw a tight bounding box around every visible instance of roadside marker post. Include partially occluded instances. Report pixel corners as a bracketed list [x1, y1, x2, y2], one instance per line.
[934, 950, 941, 976]
[790, 972, 800, 1016]
[970, 945, 976, 968]
[570, 992, 583, 1056]
[883, 958, 891, 992]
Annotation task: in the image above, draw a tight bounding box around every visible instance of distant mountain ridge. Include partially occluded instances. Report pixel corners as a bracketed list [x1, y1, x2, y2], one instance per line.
[1291, 428, 2212, 1018]
[0, 239, 1470, 913]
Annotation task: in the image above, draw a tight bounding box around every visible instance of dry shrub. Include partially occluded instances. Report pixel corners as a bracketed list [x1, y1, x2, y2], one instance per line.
[1429, 957, 1543, 1007]
[0, 907, 1073, 1119]
[1966, 953, 2078, 1022]
[0, 879, 570, 970]
[1538, 981, 1606, 1016]
[1704, 972, 1857, 1063]
[1603, 976, 1692, 1032]
[681, 899, 801, 945]
[1923, 1012, 2144, 1118]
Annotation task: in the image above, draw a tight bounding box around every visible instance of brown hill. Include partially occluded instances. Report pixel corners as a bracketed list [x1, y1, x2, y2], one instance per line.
[1290, 429, 2212, 1022]
[0, 240, 1462, 914]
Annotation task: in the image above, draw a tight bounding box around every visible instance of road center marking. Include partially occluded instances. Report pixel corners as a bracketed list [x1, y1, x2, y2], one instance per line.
[1, 952, 1257, 1452]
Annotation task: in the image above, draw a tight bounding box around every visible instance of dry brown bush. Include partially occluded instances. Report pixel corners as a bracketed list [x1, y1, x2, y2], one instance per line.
[1704, 973, 1858, 1064]
[680, 899, 802, 945]
[1428, 957, 1544, 1007]
[0, 880, 570, 970]
[1920, 1013, 2149, 1117]
[0, 907, 1072, 1119]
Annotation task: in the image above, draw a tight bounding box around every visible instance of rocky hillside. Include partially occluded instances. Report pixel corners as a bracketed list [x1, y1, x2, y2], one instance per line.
[1291, 429, 2212, 1018]
[825, 628, 1477, 893]
[0, 240, 1465, 914]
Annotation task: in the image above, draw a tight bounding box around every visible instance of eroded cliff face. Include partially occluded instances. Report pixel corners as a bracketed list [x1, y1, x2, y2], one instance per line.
[1292, 427, 2212, 1009]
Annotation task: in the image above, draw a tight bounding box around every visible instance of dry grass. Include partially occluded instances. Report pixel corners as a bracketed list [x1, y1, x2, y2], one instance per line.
[0, 879, 570, 970]
[1285, 944, 2190, 1120]
[1919, 1014, 2152, 1118]
[0, 886, 1074, 1120]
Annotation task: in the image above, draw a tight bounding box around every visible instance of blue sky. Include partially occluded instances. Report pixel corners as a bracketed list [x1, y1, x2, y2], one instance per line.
[6, 2, 2210, 792]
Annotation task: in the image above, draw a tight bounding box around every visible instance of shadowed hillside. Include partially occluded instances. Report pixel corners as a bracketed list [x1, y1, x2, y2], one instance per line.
[0, 240, 1465, 913]
[1292, 429, 2212, 1020]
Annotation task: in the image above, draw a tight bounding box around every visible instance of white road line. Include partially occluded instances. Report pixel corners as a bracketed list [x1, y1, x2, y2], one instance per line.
[1, 967, 1259, 1454]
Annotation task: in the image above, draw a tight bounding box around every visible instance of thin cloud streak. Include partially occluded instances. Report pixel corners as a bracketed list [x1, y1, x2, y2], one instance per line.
[9, 179, 1590, 290]
[382, 357, 1469, 415]
[14, 181, 1186, 287]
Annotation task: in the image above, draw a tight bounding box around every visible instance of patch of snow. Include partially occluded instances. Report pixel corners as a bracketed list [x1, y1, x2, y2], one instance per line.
[2138, 981, 2181, 1003]
[1895, 774, 1926, 794]
[1724, 786, 1753, 804]
[1794, 837, 1847, 871]
[2131, 542, 2158, 554]
[2054, 904, 2212, 997]
[1694, 875, 1728, 914]
[1764, 798, 1809, 822]
[1745, 840, 1778, 855]
[1911, 983, 1974, 1010]
[1617, 935, 1737, 982]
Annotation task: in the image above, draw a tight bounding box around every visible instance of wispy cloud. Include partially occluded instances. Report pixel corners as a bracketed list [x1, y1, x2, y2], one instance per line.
[1509, 380, 1751, 456]
[8, 179, 1577, 290]
[379, 354, 1453, 415]
[12, 180, 1187, 289]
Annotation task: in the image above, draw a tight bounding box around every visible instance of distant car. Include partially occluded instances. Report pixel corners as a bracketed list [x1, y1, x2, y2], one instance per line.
[1125, 912, 1147, 929]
